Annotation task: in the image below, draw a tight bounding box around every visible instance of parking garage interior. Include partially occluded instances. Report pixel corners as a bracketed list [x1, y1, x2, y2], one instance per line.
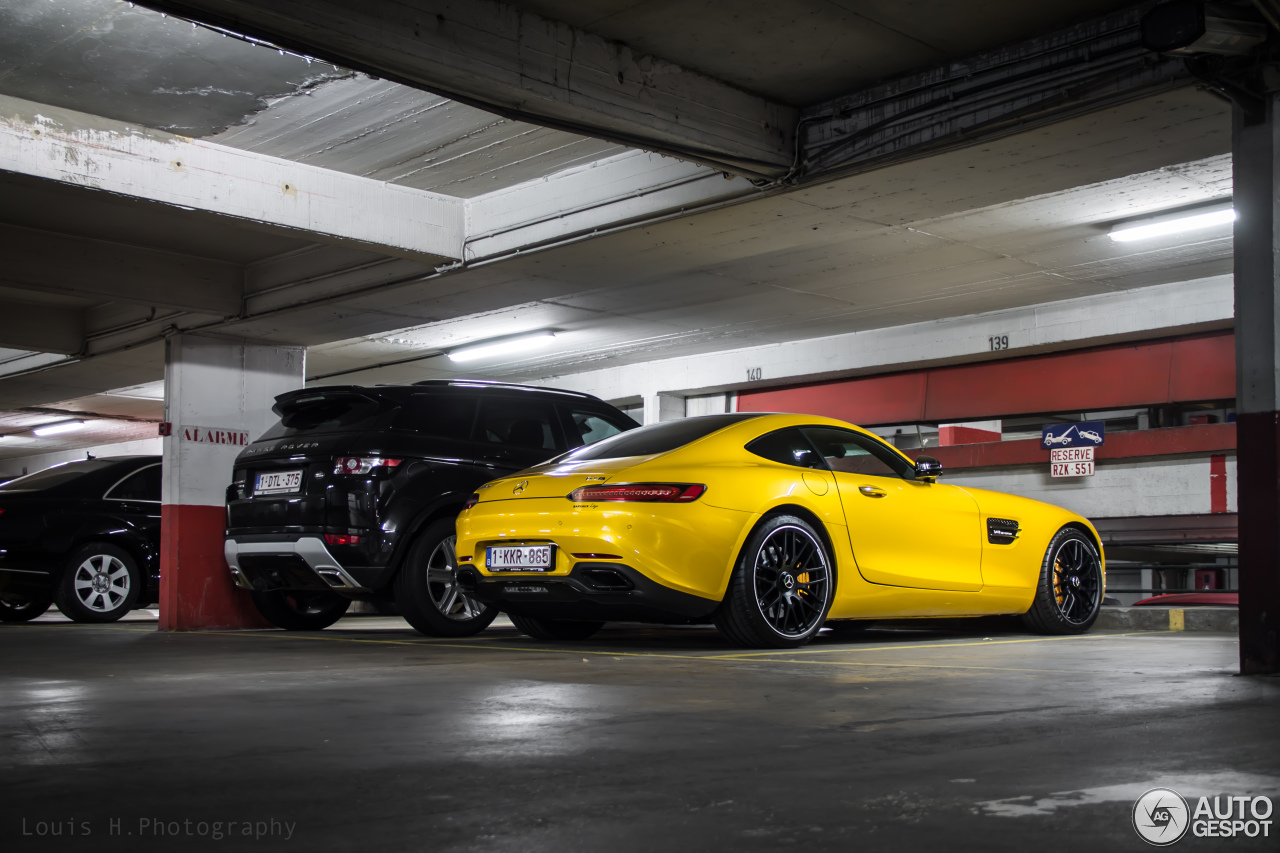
[1, 0, 1278, 850]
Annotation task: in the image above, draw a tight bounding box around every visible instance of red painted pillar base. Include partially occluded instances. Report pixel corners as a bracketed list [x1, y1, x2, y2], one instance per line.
[159, 505, 270, 631]
[1236, 411, 1280, 674]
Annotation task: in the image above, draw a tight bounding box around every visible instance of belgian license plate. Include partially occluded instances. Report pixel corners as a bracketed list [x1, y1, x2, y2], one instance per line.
[487, 544, 555, 572]
[255, 470, 303, 494]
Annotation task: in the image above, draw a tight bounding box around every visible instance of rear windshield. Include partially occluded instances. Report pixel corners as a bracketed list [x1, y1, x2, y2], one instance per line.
[561, 413, 760, 461]
[260, 394, 390, 440]
[394, 394, 477, 440]
[0, 459, 122, 491]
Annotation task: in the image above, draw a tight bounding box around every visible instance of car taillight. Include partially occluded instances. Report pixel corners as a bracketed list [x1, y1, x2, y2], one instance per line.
[463, 493, 481, 510]
[334, 457, 402, 475]
[324, 534, 362, 545]
[566, 483, 706, 502]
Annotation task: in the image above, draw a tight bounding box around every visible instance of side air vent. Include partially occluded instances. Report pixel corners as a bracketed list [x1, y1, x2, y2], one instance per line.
[987, 517, 1020, 545]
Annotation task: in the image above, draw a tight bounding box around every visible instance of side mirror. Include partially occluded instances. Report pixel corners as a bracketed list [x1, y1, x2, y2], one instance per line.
[914, 455, 943, 480]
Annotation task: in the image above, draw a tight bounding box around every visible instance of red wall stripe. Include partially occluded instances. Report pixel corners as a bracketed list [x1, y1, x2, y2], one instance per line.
[1210, 453, 1228, 513]
[902, 423, 1236, 470]
[939, 425, 1001, 446]
[738, 330, 1236, 425]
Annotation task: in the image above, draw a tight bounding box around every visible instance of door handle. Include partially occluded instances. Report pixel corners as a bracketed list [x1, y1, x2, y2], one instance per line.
[858, 485, 887, 498]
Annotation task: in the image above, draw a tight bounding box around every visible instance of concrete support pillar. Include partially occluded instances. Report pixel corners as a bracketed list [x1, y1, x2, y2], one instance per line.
[642, 393, 685, 425]
[1232, 96, 1280, 674]
[159, 334, 304, 631]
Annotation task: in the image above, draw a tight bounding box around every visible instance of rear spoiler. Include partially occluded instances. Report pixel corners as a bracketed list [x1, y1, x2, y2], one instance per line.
[271, 386, 386, 418]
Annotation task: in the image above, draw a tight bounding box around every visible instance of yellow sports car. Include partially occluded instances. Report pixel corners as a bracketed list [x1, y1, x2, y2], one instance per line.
[454, 413, 1104, 647]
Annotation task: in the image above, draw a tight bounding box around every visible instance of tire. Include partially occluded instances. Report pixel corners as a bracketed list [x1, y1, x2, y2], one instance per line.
[0, 591, 52, 622]
[1021, 526, 1104, 635]
[55, 543, 142, 623]
[715, 514, 835, 648]
[250, 589, 351, 631]
[394, 519, 498, 637]
[509, 614, 604, 641]
[371, 600, 401, 616]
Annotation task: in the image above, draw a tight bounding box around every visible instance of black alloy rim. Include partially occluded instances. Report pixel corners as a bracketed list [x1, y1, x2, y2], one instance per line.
[1052, 538, 1102, 624]
[752, 525, 831, 638]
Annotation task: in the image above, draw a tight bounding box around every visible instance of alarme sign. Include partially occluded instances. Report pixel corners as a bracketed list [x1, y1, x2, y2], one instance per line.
[179, 425, 250, 446]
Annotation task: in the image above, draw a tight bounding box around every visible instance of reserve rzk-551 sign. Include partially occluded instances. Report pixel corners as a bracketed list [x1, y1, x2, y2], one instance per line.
[1043, 422, 1104, 478]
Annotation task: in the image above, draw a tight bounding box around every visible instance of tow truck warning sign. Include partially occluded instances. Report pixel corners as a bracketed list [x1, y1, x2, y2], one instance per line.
[1050, 446, 1094, 477]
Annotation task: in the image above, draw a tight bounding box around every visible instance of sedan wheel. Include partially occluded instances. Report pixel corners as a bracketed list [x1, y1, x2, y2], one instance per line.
[55, 543, 142, 623]
[715, 515, 834, 648]
[0, 591, 52, 622]
[395, 519, 498, 637]
[1022, 527, 1103, 634]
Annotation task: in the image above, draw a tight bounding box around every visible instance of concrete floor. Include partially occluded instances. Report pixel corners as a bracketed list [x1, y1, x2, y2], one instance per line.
[1, 617, 1277, 852]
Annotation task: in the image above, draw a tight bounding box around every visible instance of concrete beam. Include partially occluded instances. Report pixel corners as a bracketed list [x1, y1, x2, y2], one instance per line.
[136, 0, 795, 180]
[0, 94, 464, 262]
[0, 223, 243, 315]
[0, 302, 84, 354]
[539, 276, 1234, 402]
[464, 151, 756, 261]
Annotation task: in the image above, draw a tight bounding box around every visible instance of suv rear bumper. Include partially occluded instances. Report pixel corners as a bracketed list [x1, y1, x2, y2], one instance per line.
[224, 536, 369, 593]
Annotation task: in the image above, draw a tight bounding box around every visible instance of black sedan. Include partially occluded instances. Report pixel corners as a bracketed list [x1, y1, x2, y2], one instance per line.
[0, 456, 161, 623]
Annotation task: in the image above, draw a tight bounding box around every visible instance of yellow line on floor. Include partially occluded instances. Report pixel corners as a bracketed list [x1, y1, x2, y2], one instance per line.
[732, 658, 1080, 674]
[104, 625, 732, 663]
[708, 631, 1178, 659]
[74, 624, 1167, 673]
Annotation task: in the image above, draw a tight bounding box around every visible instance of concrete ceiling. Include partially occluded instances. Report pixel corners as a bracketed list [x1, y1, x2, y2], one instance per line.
[504, 0, 1134, 105]
[304, 88, 1232, 385]
[0, 0, 632, 196]
[0, 0, 348, 135]
[211, 75, 627, 198]
[0, 0, 1240, 457]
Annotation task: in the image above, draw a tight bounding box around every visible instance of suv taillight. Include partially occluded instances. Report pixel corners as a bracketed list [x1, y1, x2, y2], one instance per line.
[334, 457, 402, 475]
[566, 483, 706, 502]
[463, 493, 481, 510]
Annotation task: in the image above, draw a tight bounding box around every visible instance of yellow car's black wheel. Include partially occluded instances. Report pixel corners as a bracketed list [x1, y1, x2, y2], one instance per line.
[509, 614, 604, 641]
[715, 514, 834, 648]
[1021, 527, 1103, 634]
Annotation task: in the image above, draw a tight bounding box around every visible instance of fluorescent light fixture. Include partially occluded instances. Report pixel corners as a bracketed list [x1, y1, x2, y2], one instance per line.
[33, 420, 86, 437]
[1109, 203, 1235, 242]
[448, 331, 556, 363]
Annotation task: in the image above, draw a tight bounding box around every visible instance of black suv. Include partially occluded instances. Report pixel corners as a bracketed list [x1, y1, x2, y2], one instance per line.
[224, 380, 638, 634]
